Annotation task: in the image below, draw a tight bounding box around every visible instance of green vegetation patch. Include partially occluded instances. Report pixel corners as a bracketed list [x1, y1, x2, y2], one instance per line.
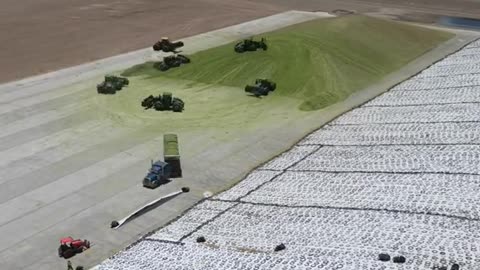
[123, 15, 452, 111]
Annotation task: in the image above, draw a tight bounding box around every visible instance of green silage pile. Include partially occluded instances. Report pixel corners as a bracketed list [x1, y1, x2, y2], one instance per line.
[122, 15, 452, 111]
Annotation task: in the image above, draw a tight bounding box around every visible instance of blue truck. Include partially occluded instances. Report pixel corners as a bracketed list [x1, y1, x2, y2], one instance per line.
[142, 134, 182, 189]
[142, 160, 172, 189]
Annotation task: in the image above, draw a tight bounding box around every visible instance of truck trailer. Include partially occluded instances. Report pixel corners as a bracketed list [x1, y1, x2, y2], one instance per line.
[164, 134, 182, 178]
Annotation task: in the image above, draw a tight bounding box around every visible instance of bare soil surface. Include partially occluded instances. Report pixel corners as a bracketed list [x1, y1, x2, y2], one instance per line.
[1, 0, 480, 83]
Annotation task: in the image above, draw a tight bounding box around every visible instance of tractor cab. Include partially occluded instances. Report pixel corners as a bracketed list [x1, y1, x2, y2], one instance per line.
[143, 160, 172, 188]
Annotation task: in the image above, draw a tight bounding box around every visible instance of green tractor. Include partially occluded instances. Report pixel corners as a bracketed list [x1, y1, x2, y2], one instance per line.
[154, 55, 190, 72]
[245, 79, 276, 97]
[141, 92, 185, 112]
[234, 37, 267, 53]
[97, 75, 129, 94]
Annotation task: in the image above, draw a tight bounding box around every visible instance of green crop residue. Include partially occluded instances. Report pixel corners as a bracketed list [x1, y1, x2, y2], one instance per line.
[122, 15, 452, 111]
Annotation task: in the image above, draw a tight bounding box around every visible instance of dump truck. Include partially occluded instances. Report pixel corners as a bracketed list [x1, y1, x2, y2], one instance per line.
[164, 134, 182, 178]
[142, 134, 182, 189]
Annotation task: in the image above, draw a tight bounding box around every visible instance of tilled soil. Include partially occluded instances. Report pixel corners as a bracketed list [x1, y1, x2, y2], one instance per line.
[1, 0, 480, 83]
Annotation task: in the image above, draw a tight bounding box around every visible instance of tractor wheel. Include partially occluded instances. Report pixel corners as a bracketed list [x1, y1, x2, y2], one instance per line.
[177, 55, 190, 63]
[245, 85, 255, 93]
[154, 101, 165, 111]
[234, 46, 245, 53]
[62, 249, 76, 259]
[262, 43, 268, 51]
[159, 62, 170, 71]
[172, 101, 183, 112]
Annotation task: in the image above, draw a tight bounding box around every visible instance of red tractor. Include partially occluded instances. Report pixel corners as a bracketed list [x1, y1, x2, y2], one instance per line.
[58, 237, 91, 259]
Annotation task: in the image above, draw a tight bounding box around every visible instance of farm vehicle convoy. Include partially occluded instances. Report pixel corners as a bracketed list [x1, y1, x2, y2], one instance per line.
[70, 35, 275, 262]
[96, 36, 275, 99]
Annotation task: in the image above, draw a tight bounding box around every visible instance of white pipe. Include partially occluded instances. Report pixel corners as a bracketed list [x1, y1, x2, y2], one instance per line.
[112, 189, 184, 229]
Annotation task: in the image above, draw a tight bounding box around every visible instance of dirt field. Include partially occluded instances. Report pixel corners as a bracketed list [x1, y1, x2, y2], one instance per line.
[1, 0, 480, 83]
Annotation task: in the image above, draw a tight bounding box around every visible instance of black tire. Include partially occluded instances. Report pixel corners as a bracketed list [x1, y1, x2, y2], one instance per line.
[245, 85, 253, 93]
[153, 43, 162, 51]
[62, 249, 76, 259]
[274, 244, 286, 252]
[159, 62, 170, 71]
[234, 45, 245, 53]
[378, 253, 390, 261]
[177, 55, 190, 63]
[262, 43, 268, 50]
[172, 102, 183, 112]
[154, 101, 165, 111]
[58, 246, 65, 257]
[392, 256, 406, 263]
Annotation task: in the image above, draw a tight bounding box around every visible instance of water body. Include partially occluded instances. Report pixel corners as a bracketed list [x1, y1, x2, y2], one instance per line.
[438, 16, 480, 30]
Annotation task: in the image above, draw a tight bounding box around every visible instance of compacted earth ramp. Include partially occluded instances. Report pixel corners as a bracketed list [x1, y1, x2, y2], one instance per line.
[94, 39, 480, 270]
